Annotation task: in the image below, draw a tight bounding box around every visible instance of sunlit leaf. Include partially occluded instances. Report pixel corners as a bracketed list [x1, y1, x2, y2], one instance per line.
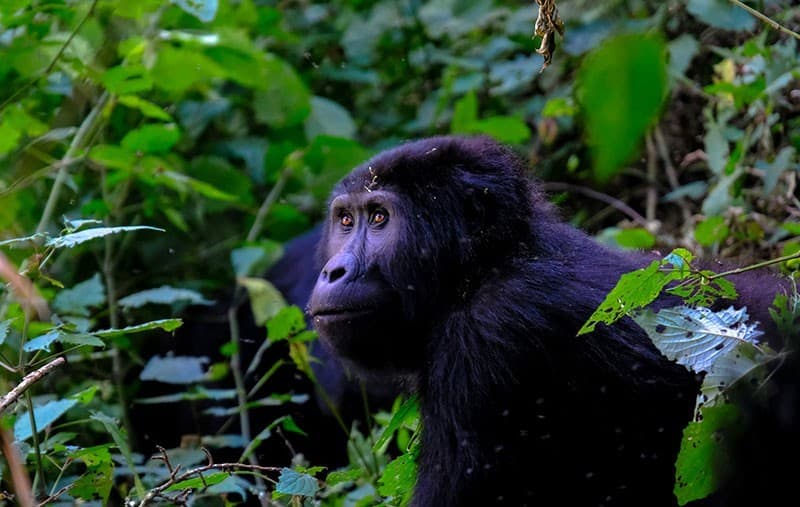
[633, 305, 764, 373]
[45, 226, 165, 249]
[93, 318, 183, 337]
[118, 286, 212, 309]
[171, 0, 218, 22]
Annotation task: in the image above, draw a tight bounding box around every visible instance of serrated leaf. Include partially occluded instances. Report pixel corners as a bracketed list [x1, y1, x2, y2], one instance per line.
[14, 398, 78, 441]
[237, 277, 287, 327]
[267, 306, 306, 342]
[140, 355, 209, 384]
[696, 341, 770, 413]
[326, 468, 362, 486]
[93, 318, 183, 338]
[276, 468, 319, 497]
[674, 404, 739, 505]
[70, 445, 113, 503]
[53, 273, 105, 317]
[90, 412, 146, 497]
[633, 305, 763, 373]
[694, 216, 729, 247]
[45, 226, 165, 249]
[378, 453, 417, 500]
[118, 286, 212, 309]
[579, 249, 693, 335]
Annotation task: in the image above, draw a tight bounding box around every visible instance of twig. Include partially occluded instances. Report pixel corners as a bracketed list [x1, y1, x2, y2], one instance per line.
[707, 250, 800, 280]
[541, 182, 649, 226]
[0, 426, 34, 507]
[246, 168, 292, 243]
[644, 133, 658, 223]
[0, 358, 65, 414]
[728, 0, 800, 40]
[35, 90, 110, 235]
[137, 446, 283, 506]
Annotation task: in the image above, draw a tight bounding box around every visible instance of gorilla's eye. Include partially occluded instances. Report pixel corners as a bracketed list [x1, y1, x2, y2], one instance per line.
[339, 213, 354, 227]
[370, 209, 388, 226]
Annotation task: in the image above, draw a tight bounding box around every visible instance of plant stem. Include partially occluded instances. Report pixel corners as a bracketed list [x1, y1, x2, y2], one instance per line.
[35, 90, 110, 235]
[728, 0, 800, 40]
[246, 168, 292, 243]
[707, 250, 800, 280]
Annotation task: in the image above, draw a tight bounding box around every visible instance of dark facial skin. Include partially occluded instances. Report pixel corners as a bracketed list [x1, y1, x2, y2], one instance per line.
[308, 190, 421, 375]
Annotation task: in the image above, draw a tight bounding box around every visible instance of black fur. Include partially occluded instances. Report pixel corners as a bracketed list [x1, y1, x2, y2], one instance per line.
[307, 135, 786, 506]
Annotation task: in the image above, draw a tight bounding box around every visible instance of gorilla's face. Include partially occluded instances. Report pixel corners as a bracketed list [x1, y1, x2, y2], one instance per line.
[308, 189, 423, 375]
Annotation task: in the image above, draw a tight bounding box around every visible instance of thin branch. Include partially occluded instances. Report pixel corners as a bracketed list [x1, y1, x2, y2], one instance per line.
[246, 168, 292, 243]
[36, 90, 110, 235]
[707, 250, 800, 280]
[137, 447, 283, 506]
[0, 358, 65, 414]
[541, 182, 649, 226]
[728, 0, 800, 40]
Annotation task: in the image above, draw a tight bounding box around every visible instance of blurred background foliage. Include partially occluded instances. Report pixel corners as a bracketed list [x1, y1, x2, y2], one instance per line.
[0, 0, 798, 504]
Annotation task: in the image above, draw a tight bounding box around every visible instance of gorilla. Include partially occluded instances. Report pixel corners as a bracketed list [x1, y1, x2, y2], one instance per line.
[306, 135, 788, 506]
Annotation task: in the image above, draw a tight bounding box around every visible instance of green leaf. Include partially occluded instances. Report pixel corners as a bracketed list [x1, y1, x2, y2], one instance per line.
[70, 445, 114, 503]
[633, 306, 764, 373]
[378, 452, 417, 501]
[171, 0, 218, 22]
[88, 144, 136, 171]
[118, 286, 212, 309]
[326, 468, 362, 486]
[674, 404, 740, 505]
[614, 228, 655, 250]
[686, 0, 756, 31]
[253, 54, 311, 128]
[117, 95, 173, 121]
[53, 273, 106, 317]
[579, 249, 693, 335]
[139, 355, 208, 384]
[151, 45, 225, 93]
[541, 97, 578, 118]
[266, 306, 306, 343]
[101, 65, 153, 95]
[305, 96, 357, 140]
[238, 277, 288, 327]
[668, 34, 699, 80]
[694, 216, 730, 247]
[451, 92, 478, 133]
[470, 116, 531, 145]
[90, 412, 146, 498]
[231, 242, 284, 277]
[93, 318, 183, 337]
[275, 468, 319, 497]
[373, 395, 420, 453]
[14, 398, 78, 441]
[165, 472, 229, 492]
[577, 33, 668, 183]
[121, 124, 181, 155]
[45, 226, 165, 249]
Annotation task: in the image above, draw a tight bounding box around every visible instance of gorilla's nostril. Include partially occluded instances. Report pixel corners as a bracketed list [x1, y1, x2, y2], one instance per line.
[328, 266, 347, 283]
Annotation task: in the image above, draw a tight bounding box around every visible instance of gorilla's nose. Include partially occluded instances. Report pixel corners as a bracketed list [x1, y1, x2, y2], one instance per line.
[320, 252, 357, 285]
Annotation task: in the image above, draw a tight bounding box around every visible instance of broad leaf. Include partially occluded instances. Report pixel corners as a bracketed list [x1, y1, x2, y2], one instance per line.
[118, 286, 212, 309]
[140, 355, 209, 384]
[53, 273, 105, 317]
[45, 226, 164, 249]
[276, 468, 319, 497]
[633, 305, 763, 373]
[14, 398, 78, 441]
[238, 277, 287, 327]
[93, 318, 183, 337]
